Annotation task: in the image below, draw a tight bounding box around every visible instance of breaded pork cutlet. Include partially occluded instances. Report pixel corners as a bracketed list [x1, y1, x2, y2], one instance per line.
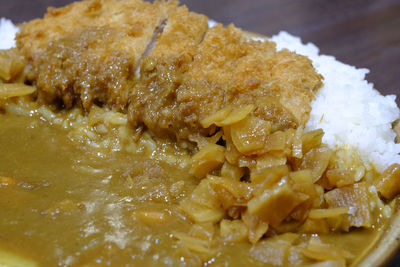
[129, 23, 322, 139]
[16, 0, 171, 110]
[177, 24, 322, 133]
[128, 4, 209, 135]
[16, 0, 322, 141]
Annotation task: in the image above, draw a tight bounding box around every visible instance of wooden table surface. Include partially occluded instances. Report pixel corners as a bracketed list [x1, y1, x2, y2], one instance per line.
[1, 0, 400, 266]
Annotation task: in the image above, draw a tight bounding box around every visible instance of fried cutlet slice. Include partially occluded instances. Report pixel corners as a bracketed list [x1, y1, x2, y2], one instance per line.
[17, 0, 168, 59]
[16, 0, 322, 140]
[182, 24, 322, 131]
[16, 0, 171, 109]
[129, 23, 322, 139]
[129, 3, 209, 133]
[148, 4, 208, 59]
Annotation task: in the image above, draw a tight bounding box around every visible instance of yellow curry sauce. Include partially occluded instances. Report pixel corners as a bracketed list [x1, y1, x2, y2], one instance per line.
[0, 112, 199, 266]
[0, 107, 391, 267]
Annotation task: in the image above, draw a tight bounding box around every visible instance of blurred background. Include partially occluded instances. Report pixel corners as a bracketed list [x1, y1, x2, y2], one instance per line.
[1, 0, 400, 265]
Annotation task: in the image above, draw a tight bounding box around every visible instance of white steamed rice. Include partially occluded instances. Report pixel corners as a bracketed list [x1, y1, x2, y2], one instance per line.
[270, 32, 400, 171]
[0, 18, 19, 50]
[1, 18, 400, 171]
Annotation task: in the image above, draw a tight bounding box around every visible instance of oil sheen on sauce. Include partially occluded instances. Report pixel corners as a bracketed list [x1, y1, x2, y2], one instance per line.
[0, 113, 383, 266]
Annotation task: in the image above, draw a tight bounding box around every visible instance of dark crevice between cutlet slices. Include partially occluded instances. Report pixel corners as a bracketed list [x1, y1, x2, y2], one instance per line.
[128, 4, 209, 135]
[133, 17, 168, 81]
[125, 15, 167, 136]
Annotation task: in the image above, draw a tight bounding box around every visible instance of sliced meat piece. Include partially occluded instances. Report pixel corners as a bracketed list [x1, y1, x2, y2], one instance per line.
[129, 23, 322, 139]
[129, 4, 209, 134]
[17, 0, 169, 58]
[179, 24, 322, 133]
[17, 0, 171, 110]
[16, 0, 322, 139]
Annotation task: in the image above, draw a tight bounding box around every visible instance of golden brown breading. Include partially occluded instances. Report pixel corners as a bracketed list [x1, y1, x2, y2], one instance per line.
[129, 4, 209, 134]
[16, 0, 322, 139]
[17, 0, 170, 109]
[149, 4, 208, 59]
[17, 0, 168, 59]
[179, 24, 322, 132]
[34, 27, 136, 109]
[129, 23, 322, 139]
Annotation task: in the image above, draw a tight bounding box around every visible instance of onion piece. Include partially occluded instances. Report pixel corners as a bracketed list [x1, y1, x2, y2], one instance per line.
[0, 83, 36, 98]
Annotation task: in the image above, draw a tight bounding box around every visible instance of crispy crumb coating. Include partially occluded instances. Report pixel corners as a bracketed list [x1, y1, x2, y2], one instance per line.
[17, 0, 169, 109]
[149, 4, 208, 59]
[129, 4, 209, 135]
[130, 24, 322, 139]
[182, 24, 322, 132]
[34, 27, 136, 109]
[17, 0, 168, 59]
[16, 0, 322, 138]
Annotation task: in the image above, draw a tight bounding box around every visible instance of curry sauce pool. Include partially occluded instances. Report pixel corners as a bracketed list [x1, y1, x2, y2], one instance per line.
[0, 112, 391, 266]
[0, 113, 199, 266]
